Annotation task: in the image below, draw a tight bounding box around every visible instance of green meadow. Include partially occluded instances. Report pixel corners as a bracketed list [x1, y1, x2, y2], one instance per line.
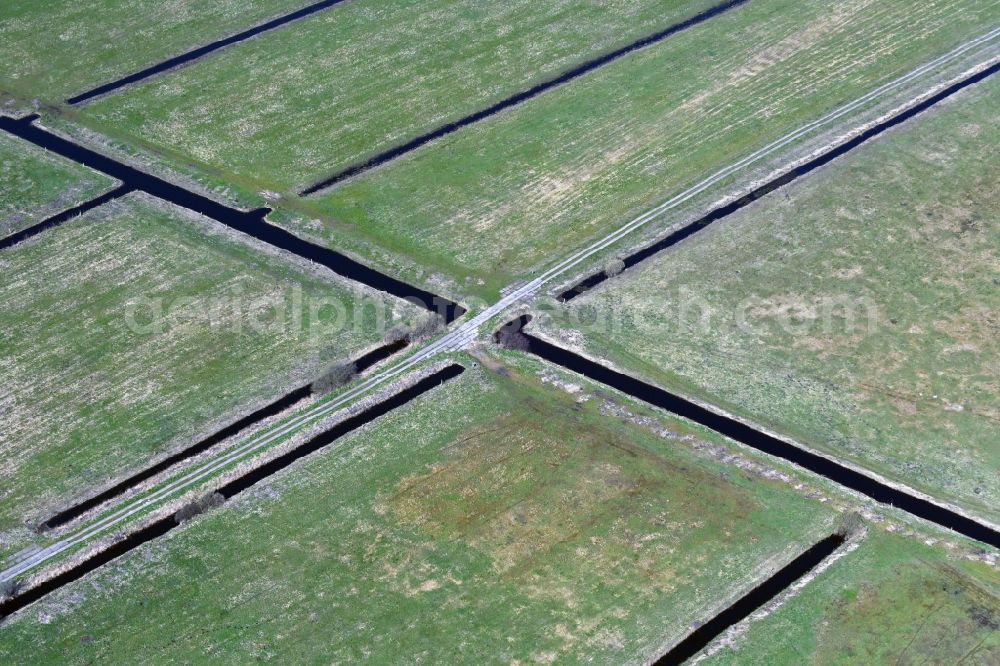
[77, 0, 718, 191]
[0, 358, 840, 663]
[298, 0, 1000, 296]
[702, 530, 1000, 664]
[541, 72, 1000, 523]
[0, 193, 417, 553]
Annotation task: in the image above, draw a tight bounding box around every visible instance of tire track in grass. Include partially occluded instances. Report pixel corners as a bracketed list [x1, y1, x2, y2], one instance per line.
[67, 0, 355, 105]
[300, 0, 752, 195]
[0, 363, 464, 621]
[495, 316, 1000, 549]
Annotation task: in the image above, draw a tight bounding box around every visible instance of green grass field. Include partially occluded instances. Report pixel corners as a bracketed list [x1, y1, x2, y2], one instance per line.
[540, 73, 1000, 523]
[0, 358, 842, 663]
[701, 530, 1000, 664]
[76, 0, 718, 193]
[0, 0, 309, 107]
[289, 0, 1000, 297]
[0, 133, 114, 237]
[0, 193, 417, 552]
[1, 1, 997, 659]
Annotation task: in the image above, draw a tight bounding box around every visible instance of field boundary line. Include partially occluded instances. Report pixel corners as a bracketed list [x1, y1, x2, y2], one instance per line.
[38, 338, 408, 532]
[0, 364, 464, 618]
[498, 317, 1000, 548]
[558, 53, 1000, 298]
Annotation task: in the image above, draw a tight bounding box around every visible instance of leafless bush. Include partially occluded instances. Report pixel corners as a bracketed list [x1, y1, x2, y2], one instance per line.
[174, 492, 226, 525]
[603, 258, 626, 277]
[311, 360, 358, 395]
[408, 313, 446, 342]
[495, 323, 530, 351]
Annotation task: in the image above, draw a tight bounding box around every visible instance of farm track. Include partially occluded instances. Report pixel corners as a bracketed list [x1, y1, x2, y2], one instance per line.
[39, 338, 410, 532]
[0, 364, 464, 620]
[300, 0, 751, 195]
[0, 115, 465, 322]
[496, 316, 1000, 549]
[0, 184, 133, 250]
[2, 28, 999, 609]
[66, 0, 354, 105]
[559, 58, 1000, 299]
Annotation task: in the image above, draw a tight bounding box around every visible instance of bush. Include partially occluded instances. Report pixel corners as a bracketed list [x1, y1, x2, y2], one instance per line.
[603, 258, 626, 277]
[174, 492, 226, 525]
[311, 360, 357, 395]
[835, 511, 865, 538]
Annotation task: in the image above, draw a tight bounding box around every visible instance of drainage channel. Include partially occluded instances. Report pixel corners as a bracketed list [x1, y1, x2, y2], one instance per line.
[0, 184, 134, 250]
[558, 59, 1000, 300]
[67, 0, 354, 105]
[39, 338, 409, 531]
[300, 0, 751, 195]
[0, 115, 465, 323]
[654, 533, 846, 665]
[496, 316, 1000, 549]
[0, 363, 464, 621]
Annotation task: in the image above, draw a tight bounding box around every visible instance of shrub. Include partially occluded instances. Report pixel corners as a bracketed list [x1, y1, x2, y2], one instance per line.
[311, 360, 357, 395]
[408, 313, 446, 342]
[495, 321, 530, 351]
[835, 511, 865, 538]
[0, 578, 22, 600]
[174, 492, 226, 524]
[384, 324, 410, 344]
[603, 258, 626, 277]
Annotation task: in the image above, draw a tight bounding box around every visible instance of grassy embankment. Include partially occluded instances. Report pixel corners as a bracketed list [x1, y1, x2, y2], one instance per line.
[541, 73, 1000, 522]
